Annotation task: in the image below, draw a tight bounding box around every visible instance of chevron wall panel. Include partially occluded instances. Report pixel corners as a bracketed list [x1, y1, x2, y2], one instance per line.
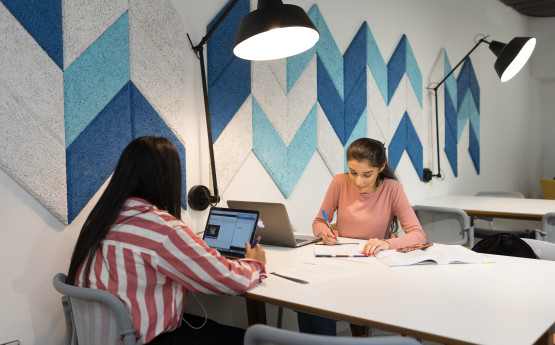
[0, 3, 67, 221]
[429, 50, 480, 177]
[0, 0, 188, 224]
[208, 0, 439, 196]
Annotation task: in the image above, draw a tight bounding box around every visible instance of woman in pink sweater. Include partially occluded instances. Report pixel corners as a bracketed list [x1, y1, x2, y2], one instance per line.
[298, 138, 426, 337]
[315, 137, 425, 254]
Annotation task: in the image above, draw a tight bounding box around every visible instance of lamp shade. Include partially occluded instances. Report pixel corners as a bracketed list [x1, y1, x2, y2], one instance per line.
[489, 37, 536, 82]
[233, 0, 319, 61]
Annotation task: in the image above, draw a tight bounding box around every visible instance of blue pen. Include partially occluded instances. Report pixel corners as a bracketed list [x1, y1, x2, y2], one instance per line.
[321, 210, 336, 239]
[250, 235, 261, 247]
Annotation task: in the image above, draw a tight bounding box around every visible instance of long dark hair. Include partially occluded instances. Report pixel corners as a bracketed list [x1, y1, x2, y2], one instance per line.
[346, 137, 399, 235]
[66, 136, 183, 284]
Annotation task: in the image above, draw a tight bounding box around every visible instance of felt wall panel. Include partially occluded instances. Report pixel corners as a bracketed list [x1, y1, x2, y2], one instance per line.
[131, 83, 187, 209]
[317, 103, 344, 176]
[206, 0, 250, 143]
[1, 0, 63, 69]
[2, 1, 188, 223]
[253, 97, 317, 197]
[214, 97, 253, 192]
[0, 4, 65, 145]
[252, 61, 289, 143]
[129, 6, 186, 142]
[0, 83, 67, 222]
[64, 11, 130, 148]
[343, 109, 368, 172]
[129, 0, 187, 73]
[62, 0, 127, 70]
[207, 1, 480, 197]
[66, 83, 132, 223]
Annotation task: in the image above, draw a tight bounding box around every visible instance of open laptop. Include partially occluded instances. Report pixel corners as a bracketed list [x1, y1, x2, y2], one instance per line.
[226, 200, 320, 248]
[202, 207, 259, 259]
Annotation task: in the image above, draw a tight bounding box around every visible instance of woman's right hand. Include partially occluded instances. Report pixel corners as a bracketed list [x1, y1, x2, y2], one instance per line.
[319, 229, 339, 245]
[245, 243, 266, 265]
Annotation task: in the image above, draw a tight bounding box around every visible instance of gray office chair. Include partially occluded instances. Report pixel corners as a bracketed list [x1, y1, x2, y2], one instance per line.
[522, 238, 555, 261]
[244, 324, 421, 345]
[473, 191, 535, 239]
[535, 212, 555, 243]
[52, 273, 137, 345]
[413, 205, 474, 247]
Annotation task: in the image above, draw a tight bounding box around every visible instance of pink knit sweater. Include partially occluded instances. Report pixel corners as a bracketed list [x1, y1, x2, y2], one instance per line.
[312, 174, 425, 249]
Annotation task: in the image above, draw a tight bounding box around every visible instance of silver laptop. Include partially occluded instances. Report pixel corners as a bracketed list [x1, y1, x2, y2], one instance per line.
[226, 200, 320, 248]
[202, 207, 259, 259]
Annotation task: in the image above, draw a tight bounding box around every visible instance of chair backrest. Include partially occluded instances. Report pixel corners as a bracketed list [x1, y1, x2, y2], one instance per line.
[413, 205, 473, 247]
[540, 212, 555, 243]
[52, 273, 137, 345]
[473, 191, 537, 236]
[540, 179, 555, 200]
[244, 324, 421, 345]
[522, 238, 555, 261]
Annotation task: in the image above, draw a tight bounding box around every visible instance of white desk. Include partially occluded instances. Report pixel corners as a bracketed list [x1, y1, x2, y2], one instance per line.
[245, 242, 555, 345]
[414, 194, 555, 221]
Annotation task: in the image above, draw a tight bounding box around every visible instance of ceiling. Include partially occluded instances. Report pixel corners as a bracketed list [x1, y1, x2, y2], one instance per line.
[498, 0, 555, 16]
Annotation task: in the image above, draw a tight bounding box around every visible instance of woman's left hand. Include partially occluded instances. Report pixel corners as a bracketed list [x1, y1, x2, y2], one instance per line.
[362, 238, 390, 255]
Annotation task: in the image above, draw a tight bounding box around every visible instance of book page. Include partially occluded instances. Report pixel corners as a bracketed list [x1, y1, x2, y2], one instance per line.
[375, 244, 493, 266]
[375, 248, 437, 266]
[425, 244, 492, 264]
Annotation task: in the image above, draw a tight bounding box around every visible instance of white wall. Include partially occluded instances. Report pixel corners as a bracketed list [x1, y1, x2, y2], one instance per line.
[0, 0, 552, 343]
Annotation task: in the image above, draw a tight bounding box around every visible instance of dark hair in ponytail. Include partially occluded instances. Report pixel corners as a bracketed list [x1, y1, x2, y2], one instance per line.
[346, 138, 399, 235]
[66, 136, 182, 284]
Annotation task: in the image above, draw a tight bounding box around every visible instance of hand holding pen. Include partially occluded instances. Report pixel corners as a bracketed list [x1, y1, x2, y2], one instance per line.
[245, 236, 266, 264]
[320, 210, 338, 245]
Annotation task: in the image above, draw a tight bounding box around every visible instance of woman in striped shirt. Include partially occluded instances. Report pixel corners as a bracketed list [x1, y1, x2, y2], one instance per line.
[66, 136, 267, 344]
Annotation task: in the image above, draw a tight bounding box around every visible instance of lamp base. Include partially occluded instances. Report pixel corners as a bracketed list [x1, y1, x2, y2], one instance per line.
[423, 168, 433, 183]
[188, 185, 211, 211]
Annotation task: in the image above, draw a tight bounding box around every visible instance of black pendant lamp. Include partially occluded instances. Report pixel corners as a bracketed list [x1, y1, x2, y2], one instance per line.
[233, 0, 320, 61]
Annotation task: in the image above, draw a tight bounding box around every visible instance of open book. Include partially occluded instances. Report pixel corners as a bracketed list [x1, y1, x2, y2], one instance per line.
[375, 243, 493, 266]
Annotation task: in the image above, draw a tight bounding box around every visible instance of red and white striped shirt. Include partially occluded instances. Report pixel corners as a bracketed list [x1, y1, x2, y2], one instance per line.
[76, 197, 266, 344]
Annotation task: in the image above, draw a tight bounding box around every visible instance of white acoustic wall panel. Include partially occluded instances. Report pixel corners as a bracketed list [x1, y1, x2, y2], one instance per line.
[62, 0, 128, 70]
[129, 2, 187, 142]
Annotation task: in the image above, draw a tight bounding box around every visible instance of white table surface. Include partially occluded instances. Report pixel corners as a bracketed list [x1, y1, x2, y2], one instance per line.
[246, 240, 555, 345]
[413, 194, 555, 221]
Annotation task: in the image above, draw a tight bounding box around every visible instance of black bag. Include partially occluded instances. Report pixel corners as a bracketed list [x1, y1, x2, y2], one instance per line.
[472, 233, 538, 259]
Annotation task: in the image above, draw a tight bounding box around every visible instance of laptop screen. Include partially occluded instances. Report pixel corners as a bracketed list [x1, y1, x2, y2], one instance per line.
[202, 207, 259, 258]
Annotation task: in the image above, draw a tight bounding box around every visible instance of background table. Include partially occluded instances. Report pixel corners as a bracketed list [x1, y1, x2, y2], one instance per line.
[413, 194, 555, 221]
[245, 241, 555, 345]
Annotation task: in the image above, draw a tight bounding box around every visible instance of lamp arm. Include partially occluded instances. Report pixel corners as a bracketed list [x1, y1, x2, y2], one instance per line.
[432, 38, 488, 92]
[196, 46, 220, 202]
[427, 38, 488, 180]
[186, 0, 240, 207]
[193, 0, 239, 52]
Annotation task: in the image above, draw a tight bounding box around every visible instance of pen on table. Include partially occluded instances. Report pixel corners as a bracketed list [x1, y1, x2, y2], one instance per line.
[250, 235, 261, 247]
[320, 210, 336, 239]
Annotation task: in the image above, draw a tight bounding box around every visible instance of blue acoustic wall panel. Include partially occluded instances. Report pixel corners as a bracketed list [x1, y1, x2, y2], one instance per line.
[389, 112, 424, 180]
[66, 83, 133, 222]
[253, 98, 317, 197]
[64, 12, 130, 149]
[131, 82, 187, 209]
[1, 1, 188, 223]
[207, 0, 251, 143]
[1, 0, 63, 69]
[206, 2, 479, 197]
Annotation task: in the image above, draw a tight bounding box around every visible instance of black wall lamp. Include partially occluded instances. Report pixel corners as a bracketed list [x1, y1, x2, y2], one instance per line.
[187, 0, 319, 210]
[423, 35, 536, 182]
